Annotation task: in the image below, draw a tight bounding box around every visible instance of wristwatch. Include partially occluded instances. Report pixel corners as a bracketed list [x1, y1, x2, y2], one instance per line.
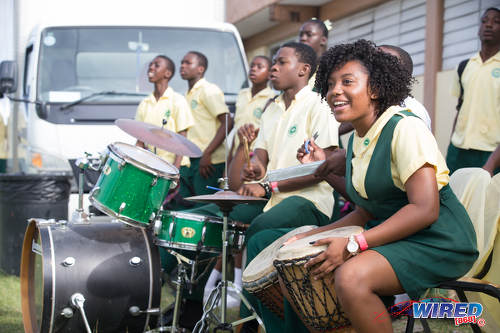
[259, 182, 272, 197]
[346, 235, 360, 256]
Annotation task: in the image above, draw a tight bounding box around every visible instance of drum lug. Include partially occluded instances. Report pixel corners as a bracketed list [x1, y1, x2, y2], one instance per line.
[153, 219, 162, 235]
[129, 256, 142, 266]
[118, 160, 126, 170]
[170, 180, 178, 189]
[61, 307, 74, 318]
[118, 202, 126, 215]
[62, 257, 76, 267]
[151, 177, 158, 187]
[149, 212, 156, 222]
[201, 224, 207, 244]
[169, 220, 176, 239]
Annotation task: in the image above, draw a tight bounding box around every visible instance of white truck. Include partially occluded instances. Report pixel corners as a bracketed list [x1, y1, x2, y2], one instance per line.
[0, 0, 249, 216]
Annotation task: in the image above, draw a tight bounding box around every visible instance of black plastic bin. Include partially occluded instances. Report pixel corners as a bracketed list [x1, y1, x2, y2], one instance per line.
[0, 173, 71, 275]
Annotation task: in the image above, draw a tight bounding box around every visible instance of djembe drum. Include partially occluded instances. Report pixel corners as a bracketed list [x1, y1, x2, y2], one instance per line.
[242, 225, 317, 319]
[273, 226, 363, 332]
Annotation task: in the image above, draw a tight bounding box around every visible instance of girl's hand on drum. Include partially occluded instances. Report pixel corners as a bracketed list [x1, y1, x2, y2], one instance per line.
[305, 237, 349, 280]
[297, 139, 326, 164]
[236, 183, 265, 197]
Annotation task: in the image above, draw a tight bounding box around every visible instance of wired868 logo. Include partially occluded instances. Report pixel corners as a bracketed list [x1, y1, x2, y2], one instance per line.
[388, 297, 486, 327]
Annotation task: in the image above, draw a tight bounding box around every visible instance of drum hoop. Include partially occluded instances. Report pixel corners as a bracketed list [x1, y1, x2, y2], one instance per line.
[89, 196, 150, 228]
[164, 211, 238, 227]
[108, 143, 179, 180]
[242, 270, 278, 291]
[153, 239, 222, 254]
[46, 224, 57, 333]
[139, 227, 154, 331]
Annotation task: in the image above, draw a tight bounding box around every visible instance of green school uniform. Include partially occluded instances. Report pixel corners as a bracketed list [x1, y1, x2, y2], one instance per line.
[346, 112, 478, 300]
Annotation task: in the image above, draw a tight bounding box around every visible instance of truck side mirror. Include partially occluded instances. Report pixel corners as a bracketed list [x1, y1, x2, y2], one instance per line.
[36, 102, 48, 119]
[0, 61, 18, 95]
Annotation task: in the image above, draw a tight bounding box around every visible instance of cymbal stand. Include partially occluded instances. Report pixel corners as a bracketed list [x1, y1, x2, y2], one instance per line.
[193, 205, 264, 333]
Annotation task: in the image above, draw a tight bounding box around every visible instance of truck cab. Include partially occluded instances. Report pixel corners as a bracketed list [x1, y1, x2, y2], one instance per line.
[13, 22, 249, 176]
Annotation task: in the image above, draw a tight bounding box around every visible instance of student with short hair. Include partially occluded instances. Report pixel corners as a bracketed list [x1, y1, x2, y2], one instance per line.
[135, 55, 194, 169]
[177, 51, 233, 206]
[447, 7, 500, 175]
[238, 41, 340, 332]
[298, 18, 329, 90]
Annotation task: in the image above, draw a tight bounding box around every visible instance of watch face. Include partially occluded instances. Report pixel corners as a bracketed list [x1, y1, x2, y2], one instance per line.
[347, 238, 359, 253]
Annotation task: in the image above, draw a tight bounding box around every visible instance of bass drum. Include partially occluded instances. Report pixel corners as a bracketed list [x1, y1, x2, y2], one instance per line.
[20, 217, 161, 333]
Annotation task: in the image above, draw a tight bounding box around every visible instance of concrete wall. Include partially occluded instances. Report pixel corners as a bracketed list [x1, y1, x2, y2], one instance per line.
[435, 69, 457, 155]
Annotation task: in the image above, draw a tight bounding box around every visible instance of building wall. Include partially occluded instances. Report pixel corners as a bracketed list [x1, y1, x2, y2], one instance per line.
[237, 0, 500, 156]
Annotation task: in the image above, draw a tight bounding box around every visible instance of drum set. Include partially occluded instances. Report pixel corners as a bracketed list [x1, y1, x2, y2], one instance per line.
[19, 118, 363, 333]
[19, 119, 265, 333]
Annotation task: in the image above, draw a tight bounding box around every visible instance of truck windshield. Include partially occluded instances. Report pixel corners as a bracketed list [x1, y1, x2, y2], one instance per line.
[37, 27, 248, 103]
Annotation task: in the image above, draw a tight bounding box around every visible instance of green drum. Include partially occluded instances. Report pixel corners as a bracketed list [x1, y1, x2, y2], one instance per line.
[90, 142, 179, 228]
[153, 211, 245, 253]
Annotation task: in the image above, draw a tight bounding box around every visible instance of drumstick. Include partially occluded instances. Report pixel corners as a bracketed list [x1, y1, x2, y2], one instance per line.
[243, 136, 251, 168]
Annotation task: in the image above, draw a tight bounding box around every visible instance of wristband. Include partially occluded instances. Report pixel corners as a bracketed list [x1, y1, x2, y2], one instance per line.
[259, 182, 272, 197]
[270, 181, 279, 193]
[355, 233, 368, 251]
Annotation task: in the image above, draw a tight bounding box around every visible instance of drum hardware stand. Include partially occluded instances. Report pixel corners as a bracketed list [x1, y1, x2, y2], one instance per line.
[193, 114, 265, 332]
[155, 249, 197, 333]
[70, 293, 92, 333]
[193, 200, 264, 333]
[71, 157, 91, 224]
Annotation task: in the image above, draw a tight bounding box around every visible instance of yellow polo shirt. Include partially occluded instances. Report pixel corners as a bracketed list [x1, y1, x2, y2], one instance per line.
[233, 86, 275, 154]
[185, 78, 230, 164]
[0, 118, 6, 159]
[307, 72, 317, 91]
[451, 51, 500, 151]
[135, 86, 194, 166]
[351, 106, 449, 199]
[254, 86, 340, 218]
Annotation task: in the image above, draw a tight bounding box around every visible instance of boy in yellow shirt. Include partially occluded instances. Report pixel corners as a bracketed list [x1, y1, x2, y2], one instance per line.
[177, 51, 233, 207]
[135, 55, 194, 169]
[237, 42, 339, 330]
[447, 7, 500, 175]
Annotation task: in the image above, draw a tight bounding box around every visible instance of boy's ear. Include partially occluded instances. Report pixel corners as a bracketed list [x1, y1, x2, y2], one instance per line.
[164, 69, 173, 80]
[320, 36, 327, 47]
[299, 63, 311, 78]
[197, 65, 206, 76]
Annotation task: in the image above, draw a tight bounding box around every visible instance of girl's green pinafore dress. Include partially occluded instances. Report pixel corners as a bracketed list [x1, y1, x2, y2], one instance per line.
[345, 111, 478, 300]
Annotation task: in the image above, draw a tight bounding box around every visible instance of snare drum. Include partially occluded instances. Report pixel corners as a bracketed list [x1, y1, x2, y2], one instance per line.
[242, 225, 317, 319]
[90, 142, 179, 228]
[20, 217, 161, 333]
[153, 211, 245, 253]
[273, 226, 363, 332]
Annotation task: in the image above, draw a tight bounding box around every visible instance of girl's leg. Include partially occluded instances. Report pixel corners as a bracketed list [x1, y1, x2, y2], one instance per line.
[334, 250, 404, 333]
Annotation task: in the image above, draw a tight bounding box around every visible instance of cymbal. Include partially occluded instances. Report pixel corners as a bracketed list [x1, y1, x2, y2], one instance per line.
[115, 119, 202, 158]
[186, 191, 267, 208]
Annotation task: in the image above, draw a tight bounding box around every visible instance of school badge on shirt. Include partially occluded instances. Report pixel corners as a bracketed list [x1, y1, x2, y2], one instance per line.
[492, 68, 500, 78]
[191, 99, 198, 109]
[164, 109, 171, 119]
[253, 107, 263, 119]
[288, 124, 298, 136]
